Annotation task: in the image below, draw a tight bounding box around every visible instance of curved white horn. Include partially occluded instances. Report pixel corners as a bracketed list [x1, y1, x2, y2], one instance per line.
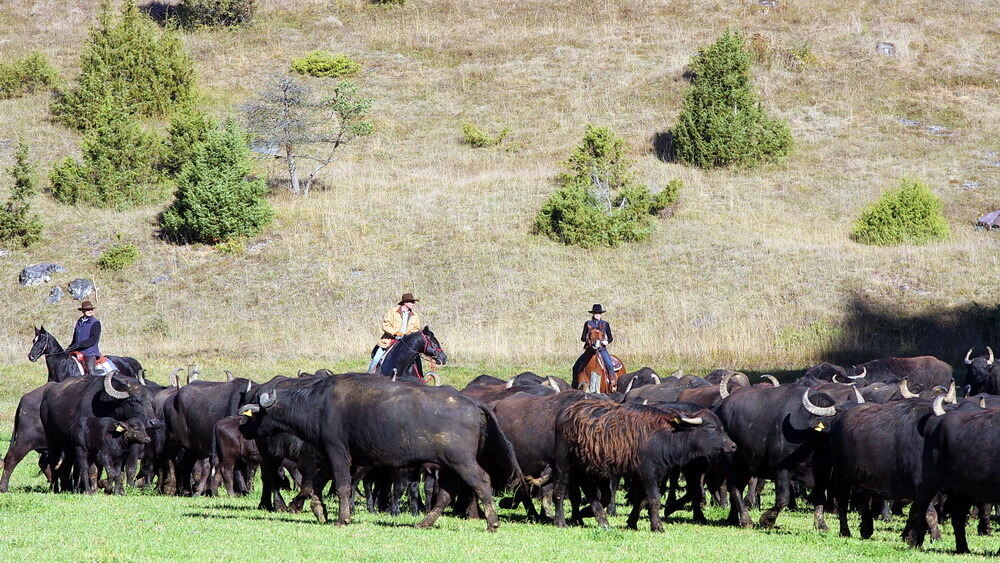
[965, 348, 974, 365]
[848, 366, 866, 379]
[103, 372, 129, 400]
[225, 370, 235, 382]
[945, 380, 956, 404]
[719, 373, 733, 399]
[802, 389, 836, 417]
[547, 376, 561, 392]
[391, 368, 398, 382]
[245, 380, 252, 393]
[988, 347, 995, 366]
[137, 369, 147, 386]
[853, 386, 865, 404]
[832, 374, 844, 384]
[651, 373, 661, 384]
[427, 373, 440, 386]
[899, 378, 918, 399]
[979, 396, 987, 409]
[932, 395, 946, 416]
[505, 378, 515, 389]
[624, 378, 636, 395]
[169, 368, 183, 388]
[762, 375, 780, 387]
[679, 416, 703, 425]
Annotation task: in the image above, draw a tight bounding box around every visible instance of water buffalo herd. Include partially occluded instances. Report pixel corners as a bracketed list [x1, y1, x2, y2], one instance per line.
[2, 348, 999, 553]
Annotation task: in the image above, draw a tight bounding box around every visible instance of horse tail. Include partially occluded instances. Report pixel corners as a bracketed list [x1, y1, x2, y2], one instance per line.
[478, 405, 525, 492]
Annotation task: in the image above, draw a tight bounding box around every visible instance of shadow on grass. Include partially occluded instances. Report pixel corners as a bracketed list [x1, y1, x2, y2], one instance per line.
[183, 511, 321, 525]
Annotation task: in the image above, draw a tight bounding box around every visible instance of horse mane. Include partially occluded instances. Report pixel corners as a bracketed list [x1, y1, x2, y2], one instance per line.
[559, 400, 681, 477]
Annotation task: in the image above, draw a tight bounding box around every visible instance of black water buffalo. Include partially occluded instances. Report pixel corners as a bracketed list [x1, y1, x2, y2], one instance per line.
[210, 416, 260, 497]
[905, 403, 1000, 553]
[964, 347, 998, 395]
[552, 400, 735, 531]
[716, 384, 842, 529]
[238, 373, 522, 531]
[623, 374, 716, 404]
[0, 383, 56, 492]
[829, 396, 954, 539]
[460, 374, 555, 404]
[617, 367, 663, 394]
[165, 376, 257, 495]
[491, 390, 591, 519]
[852, 356, 953, 389]
[805, 362, 851, 381]
[70, 417, 150, 494]
[39, 372, 160, 492]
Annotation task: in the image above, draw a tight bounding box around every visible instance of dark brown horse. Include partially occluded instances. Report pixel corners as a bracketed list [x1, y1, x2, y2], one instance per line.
[573, 327, 625, 393]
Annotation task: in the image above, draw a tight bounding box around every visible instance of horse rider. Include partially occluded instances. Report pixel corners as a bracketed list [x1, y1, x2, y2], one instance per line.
[64, 300, 102, 375]
[368, 293, 423, 373]
[573, 304, 614, 381]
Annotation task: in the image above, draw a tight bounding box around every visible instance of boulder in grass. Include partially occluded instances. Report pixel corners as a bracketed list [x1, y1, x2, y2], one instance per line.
[67, 278, 96, 300]
[977, 210, 1000, 230]
[18, 263, 65, 286]
[48, 286, 63, 304]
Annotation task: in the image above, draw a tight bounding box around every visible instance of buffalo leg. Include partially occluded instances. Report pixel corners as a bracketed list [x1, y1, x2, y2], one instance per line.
[417, 473, 455, 529]
[582, 478, 610, 529]
[641, 472, 664, 532]
[326, 449, 353, 526]
[726, 479, 751, 528]
[979, 503, 992, 536]
[927, 503, 942, 542]
[760, 470, 790, 529]
[952, 500, 971, 554]
[0, 441, 40, 493]
[859, 496, 875, 539]
[451, 461, 499, 532]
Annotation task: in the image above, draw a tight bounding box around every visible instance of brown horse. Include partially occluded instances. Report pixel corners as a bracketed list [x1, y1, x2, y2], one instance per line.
[573, 327, 626, 393]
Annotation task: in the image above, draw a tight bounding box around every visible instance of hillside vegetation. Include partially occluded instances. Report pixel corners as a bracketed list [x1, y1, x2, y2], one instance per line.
[0, 0, 997, 372]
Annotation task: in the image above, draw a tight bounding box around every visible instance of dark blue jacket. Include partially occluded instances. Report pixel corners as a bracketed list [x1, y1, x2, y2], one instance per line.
[69, 316, 102, 357]
[581, 319, 613, 344]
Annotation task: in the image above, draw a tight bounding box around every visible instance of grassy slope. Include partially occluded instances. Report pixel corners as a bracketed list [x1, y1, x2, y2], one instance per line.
[0, 0, 996, 370]
[2, 365, 1000, 559]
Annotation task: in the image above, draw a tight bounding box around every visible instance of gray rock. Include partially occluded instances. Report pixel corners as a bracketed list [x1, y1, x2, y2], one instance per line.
[47, 286, 63, 304]
[19, 263, 65, 286]
[67, 278, 95, 300]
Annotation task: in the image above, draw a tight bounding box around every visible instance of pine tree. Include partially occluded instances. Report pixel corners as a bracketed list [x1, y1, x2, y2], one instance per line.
[672, 29, 792, 168]
[0, 142, 43, 247]
[51, 0, 195, 130]
[161, 121, 273, 243]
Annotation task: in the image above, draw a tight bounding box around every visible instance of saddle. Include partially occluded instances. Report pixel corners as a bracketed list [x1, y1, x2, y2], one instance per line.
[68, 351, 116, 375]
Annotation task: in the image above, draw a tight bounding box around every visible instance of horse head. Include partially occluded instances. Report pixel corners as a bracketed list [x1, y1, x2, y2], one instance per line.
[29, 326, 57, 362]
[586, 327, 604, 350]
[420, 326, 448, 366]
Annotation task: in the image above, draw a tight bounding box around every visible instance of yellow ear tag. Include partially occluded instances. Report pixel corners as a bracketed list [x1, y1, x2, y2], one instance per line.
[115, 424, 125, 432]
[814, 422, 825, 431]
[241, 409, 254, 417]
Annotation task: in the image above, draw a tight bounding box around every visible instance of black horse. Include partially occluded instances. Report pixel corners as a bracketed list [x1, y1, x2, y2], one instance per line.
[28, 326, 143, 382]
[375, 326, 447, 384]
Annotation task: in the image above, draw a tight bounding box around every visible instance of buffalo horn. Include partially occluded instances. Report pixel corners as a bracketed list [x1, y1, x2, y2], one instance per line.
[225, 370, 235, 382]
[719, 373, 733, 399]
[103, 371, 129, 400]
[259, 390, 277, 409]
[802, 389, 836, 417]
[169, 368, 182, 388]
[546, 376, 561, 392]
[945, 381, 957, 404]
[391, 369, 398, 382]
[832, 374, 844, 384]
[245, 380, 252, 393]
[669, 369, 683, 378]
[505, 377, 515, 389]
[980, 396, 987, 409]
[733, 372, 751, 389]
[679, 416, 703, 425]
[899, 378, 918, 399]
[651, 373, 661, 384]
[932, 395, 946, 416]
[761, 375, 780, 387]
[624, 378, 636, 395]
[642, 399, 648, 405]
[848, 366, 866, 379]
[988, 347, 995, 366]
[853, 386, 865, 404]
[965, 348, 975, 365]
[137, 369, 147, 386]
[426, 373, 440, 386]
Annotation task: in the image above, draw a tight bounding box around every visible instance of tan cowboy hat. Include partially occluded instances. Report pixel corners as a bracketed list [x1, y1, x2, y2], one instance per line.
[78, 300, 96, 311]
[398, 293, 419, 305]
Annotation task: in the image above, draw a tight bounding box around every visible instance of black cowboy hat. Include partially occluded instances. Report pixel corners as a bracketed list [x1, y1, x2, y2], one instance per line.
[78, 300, 96, 311]
[589, 304, 607, 314]
[398, 293, 419, 305]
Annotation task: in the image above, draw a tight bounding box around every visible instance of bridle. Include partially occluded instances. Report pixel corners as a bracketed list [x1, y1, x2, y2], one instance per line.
[420, 332, 444, 359]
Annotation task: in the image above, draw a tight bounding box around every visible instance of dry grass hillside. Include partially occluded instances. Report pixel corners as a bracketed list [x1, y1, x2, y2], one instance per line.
[0, 0, 997, 372]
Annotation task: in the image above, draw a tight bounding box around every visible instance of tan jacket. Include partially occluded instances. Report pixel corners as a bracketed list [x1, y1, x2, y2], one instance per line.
[378, 306, 422, 348]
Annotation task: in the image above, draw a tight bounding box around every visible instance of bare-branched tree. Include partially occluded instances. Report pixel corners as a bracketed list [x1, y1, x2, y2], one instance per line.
[242, 75, 373, 195]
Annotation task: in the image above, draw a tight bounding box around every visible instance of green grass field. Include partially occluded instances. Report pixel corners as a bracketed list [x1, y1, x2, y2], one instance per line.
[2, 364, 999, 560]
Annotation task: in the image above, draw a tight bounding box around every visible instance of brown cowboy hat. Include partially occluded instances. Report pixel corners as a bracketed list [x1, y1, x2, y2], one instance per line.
[398, 293, 419, 305]
[588, 304, 607, 314]
[78, 300, 96, 311]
